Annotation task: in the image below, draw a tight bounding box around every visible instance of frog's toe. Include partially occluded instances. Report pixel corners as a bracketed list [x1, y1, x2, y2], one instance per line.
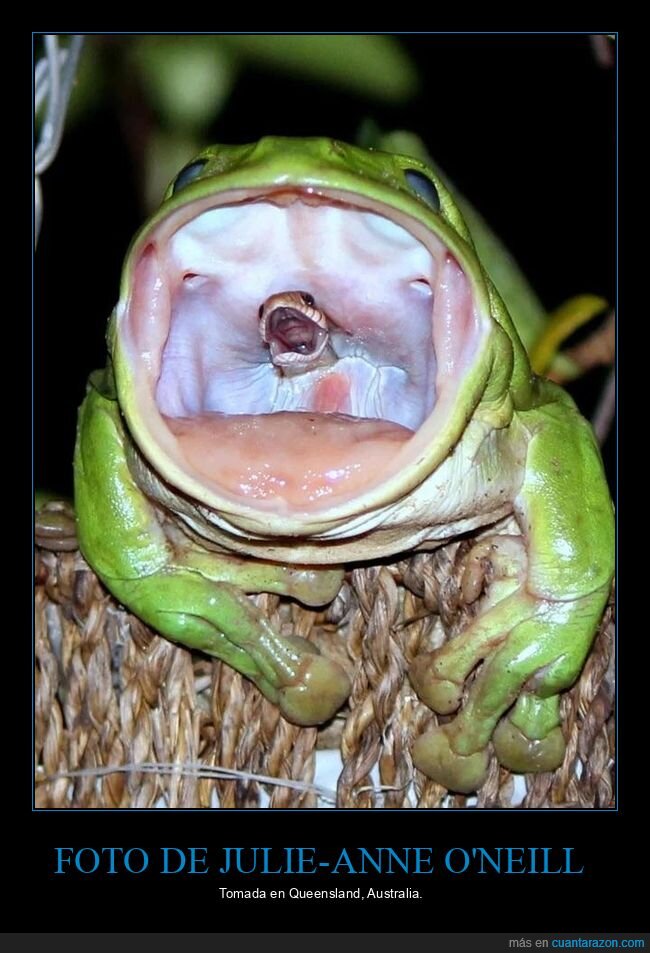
[285, 567, 345, 607]
[409, 654, 463, 714]
[493, 717, 565, 774]
[412, 724, 490, 793]
[35, 498, 78, 551]
[277, 653, 351, 726]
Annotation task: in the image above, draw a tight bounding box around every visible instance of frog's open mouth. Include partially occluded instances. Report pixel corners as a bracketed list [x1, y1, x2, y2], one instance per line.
[122, 189, 489, 514]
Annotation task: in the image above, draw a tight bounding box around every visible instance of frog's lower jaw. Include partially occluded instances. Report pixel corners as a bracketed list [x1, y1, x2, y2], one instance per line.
[118, 187, 492, 532]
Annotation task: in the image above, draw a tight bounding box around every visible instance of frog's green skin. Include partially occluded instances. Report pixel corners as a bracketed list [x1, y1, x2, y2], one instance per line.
[73, 137, 614, 793]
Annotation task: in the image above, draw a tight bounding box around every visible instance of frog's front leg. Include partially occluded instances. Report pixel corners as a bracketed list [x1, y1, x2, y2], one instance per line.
[411, 589, 607, 791]
[74, 378, 351, 726]
[410, 400, 614, 793]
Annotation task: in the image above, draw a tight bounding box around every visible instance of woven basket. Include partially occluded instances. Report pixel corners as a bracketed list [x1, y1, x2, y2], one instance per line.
[35, 521, 615, 809]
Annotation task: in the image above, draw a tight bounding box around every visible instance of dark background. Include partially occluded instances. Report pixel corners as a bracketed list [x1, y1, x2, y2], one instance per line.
[35, 33, 615, 495]
[28, 34, 628, 934]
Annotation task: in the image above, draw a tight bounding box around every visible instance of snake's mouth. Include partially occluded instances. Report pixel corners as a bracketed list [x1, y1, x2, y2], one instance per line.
[122, 189, 489, 514]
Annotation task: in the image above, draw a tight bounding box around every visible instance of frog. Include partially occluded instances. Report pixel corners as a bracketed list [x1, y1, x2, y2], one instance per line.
[71, 136, 614, 794]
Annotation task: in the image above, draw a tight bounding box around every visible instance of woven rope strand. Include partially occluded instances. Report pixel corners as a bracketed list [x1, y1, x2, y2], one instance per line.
[34, 541, 615, 810]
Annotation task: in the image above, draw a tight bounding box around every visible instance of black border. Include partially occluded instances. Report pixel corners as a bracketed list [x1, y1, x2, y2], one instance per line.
[23, 31, 639, 934]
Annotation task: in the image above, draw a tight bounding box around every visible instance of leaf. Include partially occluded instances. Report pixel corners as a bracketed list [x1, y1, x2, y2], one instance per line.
[217, 35, 418, 102]
[133, 36, 236, 130]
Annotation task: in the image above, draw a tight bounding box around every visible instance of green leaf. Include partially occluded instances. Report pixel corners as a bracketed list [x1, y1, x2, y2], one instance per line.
[217, 35, 418, 102]
[133, 36, 236, 130]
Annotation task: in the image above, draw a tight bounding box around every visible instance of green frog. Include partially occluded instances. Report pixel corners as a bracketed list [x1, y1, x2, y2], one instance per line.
[69, 137, 614, 793]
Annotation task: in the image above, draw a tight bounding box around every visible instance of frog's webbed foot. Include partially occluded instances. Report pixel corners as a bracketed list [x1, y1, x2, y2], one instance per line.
[409, 535, 608, 793]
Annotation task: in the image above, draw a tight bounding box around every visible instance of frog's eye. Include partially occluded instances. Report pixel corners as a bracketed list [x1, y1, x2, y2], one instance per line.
[404, 169, 441, 212]
[172, 159, 209, 195]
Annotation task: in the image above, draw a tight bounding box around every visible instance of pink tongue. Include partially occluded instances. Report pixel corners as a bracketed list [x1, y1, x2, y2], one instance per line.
[164, 411, 413, 507]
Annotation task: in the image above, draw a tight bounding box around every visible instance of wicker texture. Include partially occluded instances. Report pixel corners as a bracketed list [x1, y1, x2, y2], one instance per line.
[35, 538, 615, 809]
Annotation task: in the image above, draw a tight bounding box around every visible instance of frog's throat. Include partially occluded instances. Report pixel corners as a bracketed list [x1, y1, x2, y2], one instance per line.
[116, 187, 497, 534]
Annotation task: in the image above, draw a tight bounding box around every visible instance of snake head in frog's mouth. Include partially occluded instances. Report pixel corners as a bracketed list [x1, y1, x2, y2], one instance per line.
[116, 186, 493, 523]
